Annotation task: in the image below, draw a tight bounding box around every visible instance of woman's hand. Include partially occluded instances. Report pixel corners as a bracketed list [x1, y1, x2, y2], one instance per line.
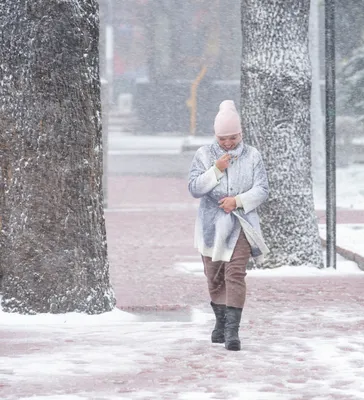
[219, 197, 236, 213]
[215, 154, 231, 172]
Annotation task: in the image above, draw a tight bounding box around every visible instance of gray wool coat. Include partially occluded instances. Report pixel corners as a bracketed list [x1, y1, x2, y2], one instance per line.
[188, 141, 269, 263]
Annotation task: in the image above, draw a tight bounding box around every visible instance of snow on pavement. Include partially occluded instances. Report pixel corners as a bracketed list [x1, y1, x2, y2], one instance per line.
[1, 231, 364, 400]
[1, 165, 364, 400]
[1, 285, 364, 400]
[175, 252, 362, 277]
[319, 224, 364, 259]
[313, 164, 364, 210]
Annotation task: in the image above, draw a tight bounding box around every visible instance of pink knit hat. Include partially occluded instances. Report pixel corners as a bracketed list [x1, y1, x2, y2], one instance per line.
[214, 100, 242, 137]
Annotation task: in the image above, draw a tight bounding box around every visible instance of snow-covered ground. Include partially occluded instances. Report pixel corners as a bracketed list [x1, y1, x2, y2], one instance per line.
[319, 224, 364, 259]
[313, 164, 364, 210]
[1, 245, 363, 400]
[1, 286, 364, 400]
[1, 161, 363, 400]
[175, 251, 362, 277]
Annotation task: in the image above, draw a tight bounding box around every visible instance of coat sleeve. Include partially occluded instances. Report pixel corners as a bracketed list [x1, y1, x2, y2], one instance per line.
[188, 148, 223, 199]
[235, 150, 269, 213]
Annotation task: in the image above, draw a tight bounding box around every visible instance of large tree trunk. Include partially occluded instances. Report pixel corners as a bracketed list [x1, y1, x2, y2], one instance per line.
[241, 0, 323, 268]
[0, 117, 12, 293]
[0, 0, 116, 313]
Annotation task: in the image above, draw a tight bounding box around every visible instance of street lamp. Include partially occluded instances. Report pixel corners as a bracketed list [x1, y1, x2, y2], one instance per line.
[325, 0, 336, 269]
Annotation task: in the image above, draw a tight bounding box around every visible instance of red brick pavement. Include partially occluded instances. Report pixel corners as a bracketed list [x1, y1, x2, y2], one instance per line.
[1, 176, 363, 400]
[106, 176, 364, 309]
[108, 176, 364, 222]
[316, 209, 364, 224]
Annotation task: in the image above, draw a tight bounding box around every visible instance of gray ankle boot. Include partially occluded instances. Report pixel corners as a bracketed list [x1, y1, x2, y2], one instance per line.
[225, 306, 242, 351]
[210, 302, 226, 343]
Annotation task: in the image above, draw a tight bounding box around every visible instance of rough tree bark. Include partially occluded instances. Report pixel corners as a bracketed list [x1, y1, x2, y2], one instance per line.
[0, 118, 11, 293]
[241, 0, 323, 268]
[0, 0, 116, 313]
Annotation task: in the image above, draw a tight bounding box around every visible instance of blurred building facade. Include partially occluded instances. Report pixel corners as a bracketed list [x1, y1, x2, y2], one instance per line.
[98, 0, 364, 163]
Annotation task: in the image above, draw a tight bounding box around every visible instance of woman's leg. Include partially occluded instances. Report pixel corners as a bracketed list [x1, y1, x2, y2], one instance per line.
[202, 255, 226, 342]
[225, 230, 251, 309]
[224, 230, 251, 350]
[202, 256, 226, 305]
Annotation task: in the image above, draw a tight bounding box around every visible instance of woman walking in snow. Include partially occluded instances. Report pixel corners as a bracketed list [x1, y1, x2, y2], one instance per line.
[188, 100, 269, 351]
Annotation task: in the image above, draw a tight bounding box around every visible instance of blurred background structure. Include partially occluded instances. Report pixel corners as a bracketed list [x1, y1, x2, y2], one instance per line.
[99, 0, 241, 136]
[97, 0, 364, 181]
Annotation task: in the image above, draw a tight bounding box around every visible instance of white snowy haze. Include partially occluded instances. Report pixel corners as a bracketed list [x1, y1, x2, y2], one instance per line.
[0, 1, 363, 399]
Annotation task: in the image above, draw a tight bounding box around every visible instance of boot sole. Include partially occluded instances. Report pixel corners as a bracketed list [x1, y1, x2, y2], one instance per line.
[225, 340, 241, 351]
[211, 337, 225, 344]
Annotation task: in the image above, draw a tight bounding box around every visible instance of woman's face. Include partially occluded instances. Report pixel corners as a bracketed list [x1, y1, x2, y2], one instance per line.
[216, 133, 242, 151]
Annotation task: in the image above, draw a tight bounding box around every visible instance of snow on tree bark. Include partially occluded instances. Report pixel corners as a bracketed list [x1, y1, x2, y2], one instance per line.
[0, 118, 11, 292]
[241, 0, 323, 268]
[0, 0, 116, 313]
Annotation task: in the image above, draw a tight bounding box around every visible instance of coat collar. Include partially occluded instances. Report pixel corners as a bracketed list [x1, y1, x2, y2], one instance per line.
[211, 141, 246, 159]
